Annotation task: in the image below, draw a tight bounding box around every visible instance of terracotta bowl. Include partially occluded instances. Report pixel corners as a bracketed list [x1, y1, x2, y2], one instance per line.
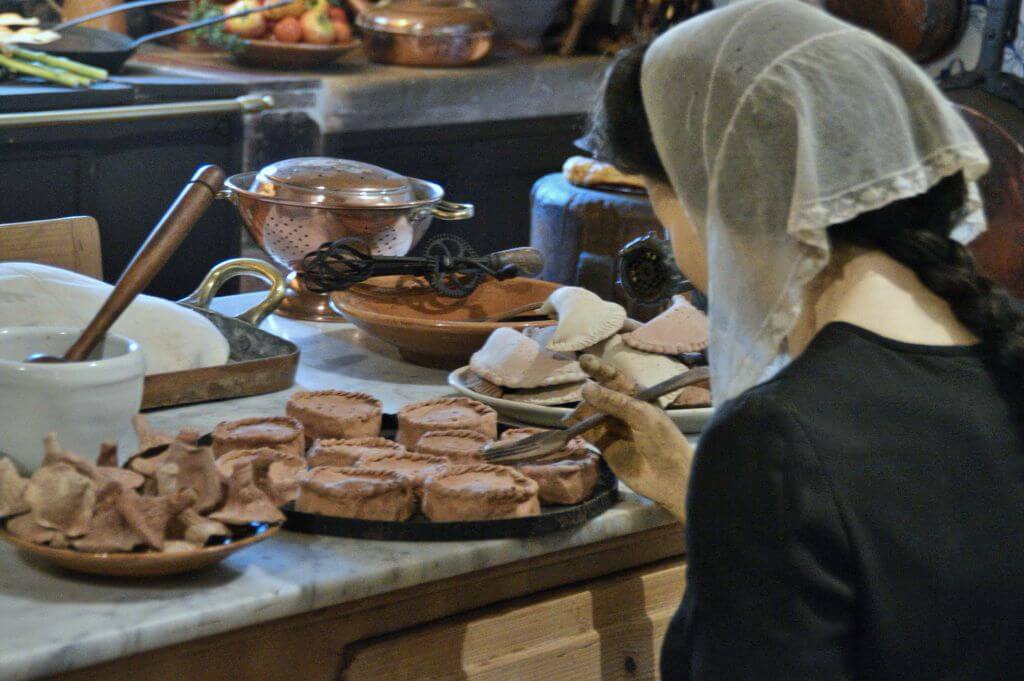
[232, 39, 361, 70]
[330, 276, 559, 369]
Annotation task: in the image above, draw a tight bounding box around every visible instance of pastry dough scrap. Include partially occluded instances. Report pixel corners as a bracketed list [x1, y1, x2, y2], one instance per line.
[0, 457, 29, 518]
[470, 327, 584, 389]
[594, 334, 688, 407]
[622, 295, 708, 355]
[539, 287, 626, 353]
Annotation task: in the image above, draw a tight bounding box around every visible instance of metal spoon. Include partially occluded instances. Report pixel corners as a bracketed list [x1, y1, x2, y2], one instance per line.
[26, 165, 225, 363]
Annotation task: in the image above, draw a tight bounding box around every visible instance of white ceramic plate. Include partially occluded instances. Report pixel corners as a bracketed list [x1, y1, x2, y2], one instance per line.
[448, 366, 714, 433]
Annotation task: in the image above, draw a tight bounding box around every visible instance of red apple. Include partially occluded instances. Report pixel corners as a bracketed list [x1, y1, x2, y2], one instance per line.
[300, 6, 335, 44]
[273, 15, 303, 42]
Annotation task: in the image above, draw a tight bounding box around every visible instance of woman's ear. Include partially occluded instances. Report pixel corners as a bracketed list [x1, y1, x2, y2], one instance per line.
[644, 179, 709, 293]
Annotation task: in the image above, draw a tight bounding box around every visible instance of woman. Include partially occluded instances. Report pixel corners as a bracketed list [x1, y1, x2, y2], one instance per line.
[577, 1, 1024, 679]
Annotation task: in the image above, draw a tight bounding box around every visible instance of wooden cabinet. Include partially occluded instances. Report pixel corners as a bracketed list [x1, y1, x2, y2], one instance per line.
[342, 559, 686, 681]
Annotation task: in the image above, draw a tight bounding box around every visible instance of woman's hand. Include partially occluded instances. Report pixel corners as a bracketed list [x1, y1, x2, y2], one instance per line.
[565, 355, 694, 523]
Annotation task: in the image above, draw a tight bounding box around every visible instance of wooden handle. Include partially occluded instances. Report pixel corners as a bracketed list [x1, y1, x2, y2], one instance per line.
[63, 165, 225, 362]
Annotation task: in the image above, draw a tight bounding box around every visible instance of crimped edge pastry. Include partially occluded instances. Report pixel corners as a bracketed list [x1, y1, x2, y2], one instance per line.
[357, 451, 448, 497]
[396, 397, 497, 450]
[414, 429, 489, 462]
[539, 286, 626, 353]
[211, 416, 305, 460]
[515, 451, 600, 505]
[295, 466, 415, 521]
[469, 326, 584, 389]
[307, 437, 405, 468]
[621, 295, 709, 355]
[421, 463, 540, 522]
[286, 390, 383, 444]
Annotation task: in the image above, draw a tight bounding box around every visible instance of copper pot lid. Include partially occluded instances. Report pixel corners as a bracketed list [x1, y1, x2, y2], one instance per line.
[250, 157, 417, 208]
[355, 0, 495, 37]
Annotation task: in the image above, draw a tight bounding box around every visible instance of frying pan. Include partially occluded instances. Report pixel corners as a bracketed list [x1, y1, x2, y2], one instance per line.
[825, 0, 968, 63]
[40, 0, 291, 73]
[941, 0, 1024, 298]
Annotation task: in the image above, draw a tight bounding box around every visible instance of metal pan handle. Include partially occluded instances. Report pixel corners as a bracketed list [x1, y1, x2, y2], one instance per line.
[431, 200, 475, 221]
[180, 258, 287, 327]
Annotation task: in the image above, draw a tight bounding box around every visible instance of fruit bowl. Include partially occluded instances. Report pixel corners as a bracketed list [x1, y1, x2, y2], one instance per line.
[330, 276, 559, 369]
[230, 38, 361, 69]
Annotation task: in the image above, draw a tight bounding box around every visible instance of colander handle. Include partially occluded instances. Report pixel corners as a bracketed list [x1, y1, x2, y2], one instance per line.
[180, 258, 287, 327]
[431, 200, 475, 220]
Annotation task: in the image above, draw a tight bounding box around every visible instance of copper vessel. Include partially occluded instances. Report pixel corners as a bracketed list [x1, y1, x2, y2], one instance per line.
[220, 157, 475, 321]
[355, 0, 495, 67]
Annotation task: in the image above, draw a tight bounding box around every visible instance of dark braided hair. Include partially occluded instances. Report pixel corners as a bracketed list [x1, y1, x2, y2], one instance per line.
[589, 44, 1024, 380]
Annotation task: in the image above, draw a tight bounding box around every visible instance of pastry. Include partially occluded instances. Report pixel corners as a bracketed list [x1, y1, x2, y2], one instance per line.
[156, 441, 222, 512]
[42, 433, 144, 491]
[212, 416, 305, 460]
[295, 466, 415, 521]
[514, 452, 600, 505]
[396, 397, 497, 450]
[562, 155, 646, 190]
[307, 437, 405, 468]
[671, 385, 713, 408]
[593, 334, 688, 406]
[286, 390, 382, 445]
[499, 427, 589, 453]
[24, 462, 96, 537]
[114, 487, 196, 550]
[414, 430, 489, 462]
[172, 509, 230, 547]
[539, 286, 626, 353]
[72, 484, 146, 553]
[357, 452, 448, 497]
[216, 447, 306, 505]
[470, 327, 584, 389]
[622, 294, 708, 355]
[462, 370, 503, 398]
[209, 461, 285, 526]
[422, 464, 540, 522]
[0, 457, 29, 518]
[502, 381, 585, 406]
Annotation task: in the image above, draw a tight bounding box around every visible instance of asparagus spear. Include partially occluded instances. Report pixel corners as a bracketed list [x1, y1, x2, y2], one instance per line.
[0, 53, 88, 88]
[2, 44, 108, 81]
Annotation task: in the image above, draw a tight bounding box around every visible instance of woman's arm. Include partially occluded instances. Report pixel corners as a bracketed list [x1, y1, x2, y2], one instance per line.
[664, 390, 857, 681]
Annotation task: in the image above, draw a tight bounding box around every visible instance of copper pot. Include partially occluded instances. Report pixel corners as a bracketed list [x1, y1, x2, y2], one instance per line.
[355, 0, 495, 67]
[220, 157, 475, 321]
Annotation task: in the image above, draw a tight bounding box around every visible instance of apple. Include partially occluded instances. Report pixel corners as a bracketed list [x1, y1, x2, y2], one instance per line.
[299, 0, 335, 44]
[223, 0, 267, 38]
[266, 0, 305, 20]
[273, 15, 303, 42]
[332, 20, 351, 42]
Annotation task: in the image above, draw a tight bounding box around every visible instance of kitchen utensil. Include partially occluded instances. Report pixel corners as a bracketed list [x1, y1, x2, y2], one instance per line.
[940, 0, 1024, 298]
[302, 234, 543, 298]
[220, 157, 475, 321]
[283, 414, 618, 541]
[355, 0, 495, 67]
[143, 257, 298, 410]
[449, 365, 713, 432]
[38, 0, 292, 73]
[0, 522, 278, 577]
[26, 164, 224, 363]
[824, 0, 967, 63]
[330, 276, 559, 368]
[0, 327, 145, 471]
[616, 231, 696, 306]
[231, 37, 361, 70]
[481, 366, 711, 463]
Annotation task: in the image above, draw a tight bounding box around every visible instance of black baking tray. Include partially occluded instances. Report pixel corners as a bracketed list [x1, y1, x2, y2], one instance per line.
[282, 414, 619, 541]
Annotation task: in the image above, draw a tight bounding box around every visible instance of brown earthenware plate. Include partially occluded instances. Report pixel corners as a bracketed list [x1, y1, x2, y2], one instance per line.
[330, 276, 560, 369]
[0, 522, 279, 577]
[231, 39, 360, 70]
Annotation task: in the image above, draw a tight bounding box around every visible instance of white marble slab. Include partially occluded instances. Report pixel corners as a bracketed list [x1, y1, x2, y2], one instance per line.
[0, 295, 677, 681]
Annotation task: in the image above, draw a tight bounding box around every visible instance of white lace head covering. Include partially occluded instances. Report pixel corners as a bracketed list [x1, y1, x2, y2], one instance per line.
[640, 0, 990, 403]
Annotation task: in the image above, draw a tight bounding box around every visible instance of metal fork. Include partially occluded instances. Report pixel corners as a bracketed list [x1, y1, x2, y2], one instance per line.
[482, 366, 711, 464]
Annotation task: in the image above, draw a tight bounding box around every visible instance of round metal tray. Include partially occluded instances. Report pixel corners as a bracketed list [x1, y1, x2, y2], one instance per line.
[283, 414, 618, 541]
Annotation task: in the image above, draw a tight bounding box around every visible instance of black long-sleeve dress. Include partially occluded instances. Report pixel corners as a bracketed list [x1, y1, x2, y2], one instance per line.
[660, 321, 1024, 680]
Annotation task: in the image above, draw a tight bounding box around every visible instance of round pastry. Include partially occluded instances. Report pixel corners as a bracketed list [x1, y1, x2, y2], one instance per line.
[396, 397, 497, 450]
[414, 429, 489, 462]
[211, 416, 305, 460]
[357, 451, 448, 497]
[215, 447, 306, 505]
[295, 466, 415, 521]
[287, 390, 383, 445]
[307, 437, 405, 468]
[500, 427, 589, 453]
[515, 451, 600, 505]
[421, 463, 540, 522]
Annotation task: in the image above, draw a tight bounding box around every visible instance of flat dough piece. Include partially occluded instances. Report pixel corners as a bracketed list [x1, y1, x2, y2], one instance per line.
[470, 327, 584, 389]
[562, 156, 646, 190]
[539, 287, 626, 353]
[671, 385, 712, 408]
[622, 295, 709, 355]
[0, 263, 229, 375]
[503, 381, 585, 406]
[594, 334, 688, 407]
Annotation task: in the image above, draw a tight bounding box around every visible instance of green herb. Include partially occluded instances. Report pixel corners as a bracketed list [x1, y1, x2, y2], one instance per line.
[188, 0, 245, 53]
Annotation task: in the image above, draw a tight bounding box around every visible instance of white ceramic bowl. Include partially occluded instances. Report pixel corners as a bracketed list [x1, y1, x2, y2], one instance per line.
[0, 327, 145, 472]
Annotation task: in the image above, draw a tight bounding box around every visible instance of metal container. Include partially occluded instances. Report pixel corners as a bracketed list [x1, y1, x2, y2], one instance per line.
[220, 157, 475, 321]
[355, 0, 495, 67]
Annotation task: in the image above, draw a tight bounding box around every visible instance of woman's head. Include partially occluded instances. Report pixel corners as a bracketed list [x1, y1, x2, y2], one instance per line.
[587, 0, 998, 400]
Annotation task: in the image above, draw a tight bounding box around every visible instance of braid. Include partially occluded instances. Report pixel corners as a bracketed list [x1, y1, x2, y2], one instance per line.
[829, 173, 1024, 380]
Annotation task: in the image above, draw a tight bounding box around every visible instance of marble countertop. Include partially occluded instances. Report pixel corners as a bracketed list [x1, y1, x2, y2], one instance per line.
[0, 294, 677, 681]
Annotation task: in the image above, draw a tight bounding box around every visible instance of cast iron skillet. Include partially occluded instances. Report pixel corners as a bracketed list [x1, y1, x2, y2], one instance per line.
[40, 0, 291, 73]
[941, 0, 1024, 299]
